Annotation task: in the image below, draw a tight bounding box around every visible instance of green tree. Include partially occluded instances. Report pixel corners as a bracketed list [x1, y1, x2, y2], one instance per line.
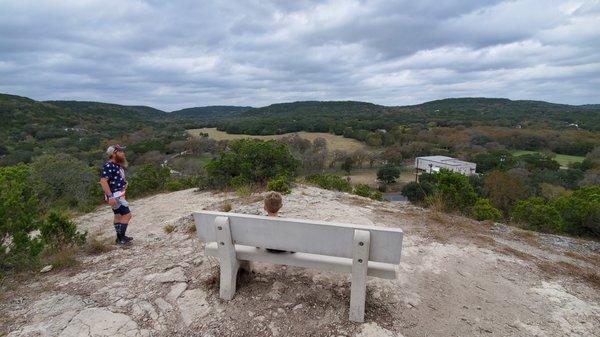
[401, 181, 434, 204]
[341, 157, 355, 175]
[0, 165, 44, 272]
[551, 186, 600, 237]
[430, 169, 478, 213]
[484, 170, 529, 214]
[518, 153, 560, 171]
[29, 154, 97, 211]
[472, 198, 502, 221]
[377, 164, 401, 184]
[511, 197, 563, 233]
[127, 164, 171, 197]
[205, 139, 299, 188]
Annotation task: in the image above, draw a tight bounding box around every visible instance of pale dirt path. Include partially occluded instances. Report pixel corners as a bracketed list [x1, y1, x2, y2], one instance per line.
[1, 186, 599, 337]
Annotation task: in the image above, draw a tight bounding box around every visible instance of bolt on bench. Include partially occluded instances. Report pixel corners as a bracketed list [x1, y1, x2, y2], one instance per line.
[193, 210, 404, 322]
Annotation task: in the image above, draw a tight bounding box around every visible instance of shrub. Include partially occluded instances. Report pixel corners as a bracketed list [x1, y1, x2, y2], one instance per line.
[127, 164, 171, 197]
[1, 165, 43, 272]
[551, 186, 600, 237]
[165, 179, 184, 191]
[39, 211, 86, 250]
[235, 185, 252, 197]
[472, 198, 502, 221]
[267, 177, 292, 195]
[29, 154, 97, 211]
[377, 164, 401, 184]
[354, 184, 372, 198]
[370, 190, 383, 201]
[205, 139, 299, 188]
[341, 157, 354, 174]
[511, 197, 563, 233]
[429, 169, 478, 213]
[163, 225, 175, 234]
[484, 170, 529, 214]
[401, 181, 433, 204]
[518, 153, 560, 171]
[305, 174, 352, 192]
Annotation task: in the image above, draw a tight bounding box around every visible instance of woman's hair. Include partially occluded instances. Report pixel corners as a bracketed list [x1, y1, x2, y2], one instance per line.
[264, 191, 283, 213]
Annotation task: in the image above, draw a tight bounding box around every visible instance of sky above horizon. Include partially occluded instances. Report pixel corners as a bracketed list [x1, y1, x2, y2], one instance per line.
[0, 0, 599, 111]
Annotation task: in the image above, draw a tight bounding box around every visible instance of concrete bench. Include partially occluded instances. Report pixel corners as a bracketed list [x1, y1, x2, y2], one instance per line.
[193, 210, 404, 322]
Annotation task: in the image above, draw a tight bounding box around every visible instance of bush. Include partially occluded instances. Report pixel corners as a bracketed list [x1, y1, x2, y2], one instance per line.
[1, 165, 43, 272]
[205, 139, 299, 188]
[430, 169, 478, 213]
[401, 181, 433, 203]
[305, 174, 352, 192]
[39, 211, 86, 250]
[551, 186, 600, 237]
[267, 177, 292, 195]
[354, 184, 372, 198]
[472, 198, 502, 221]
[352, 184, 383, 201]
[484, 170, 529, 214]
[29, 154, 97, 211]
[127, 164, 171, 197]
[377, 164, 401, 184]
[511, 197, 563, 233]
[370, 190, 383, 201]
[165, 175, 200, 191]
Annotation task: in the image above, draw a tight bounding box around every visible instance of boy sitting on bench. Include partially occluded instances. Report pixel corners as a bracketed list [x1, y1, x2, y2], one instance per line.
[264, 192, 293, 254]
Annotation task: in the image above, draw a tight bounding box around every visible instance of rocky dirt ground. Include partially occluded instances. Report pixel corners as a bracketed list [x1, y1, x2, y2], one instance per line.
[1, 185, 599, 337]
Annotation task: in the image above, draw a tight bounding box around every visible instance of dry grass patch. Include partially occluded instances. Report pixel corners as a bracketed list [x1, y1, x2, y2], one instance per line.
[494, 246, 536, 261]
[536, 260, 600, 289]
[163, 225, 175, 234]
[43, 247, 79, 270]
[84, 235, 113, 255]
[220, 201, 233, 212]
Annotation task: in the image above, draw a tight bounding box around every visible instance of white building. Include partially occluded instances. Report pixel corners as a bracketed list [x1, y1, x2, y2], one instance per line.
[415, 156, 477, 175]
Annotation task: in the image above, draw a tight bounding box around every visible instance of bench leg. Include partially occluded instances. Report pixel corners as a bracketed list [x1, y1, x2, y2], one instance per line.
[349, 229, 370, 323]
[215, 216, 239, 300]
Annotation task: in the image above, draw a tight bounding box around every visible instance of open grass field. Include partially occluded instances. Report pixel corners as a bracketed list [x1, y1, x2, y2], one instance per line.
[511, 150, 585, 167]
[188, 127, 369, 153]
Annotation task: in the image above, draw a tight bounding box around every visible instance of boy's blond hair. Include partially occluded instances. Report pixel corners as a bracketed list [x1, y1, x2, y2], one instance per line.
[264, 191, 283, 214]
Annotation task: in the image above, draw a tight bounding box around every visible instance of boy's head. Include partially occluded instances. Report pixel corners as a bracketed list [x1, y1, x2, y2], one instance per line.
[264, 191, 283, 215]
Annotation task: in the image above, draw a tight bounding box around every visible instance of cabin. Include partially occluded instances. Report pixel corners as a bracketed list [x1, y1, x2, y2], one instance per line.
[415, 155, 476, 175]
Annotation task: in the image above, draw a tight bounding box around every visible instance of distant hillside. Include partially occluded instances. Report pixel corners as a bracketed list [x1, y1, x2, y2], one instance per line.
[170, 105, 252, 118]
[215, 97, 600, 135]
[47, 100, 166, 116]
[0, 94, 179, 166]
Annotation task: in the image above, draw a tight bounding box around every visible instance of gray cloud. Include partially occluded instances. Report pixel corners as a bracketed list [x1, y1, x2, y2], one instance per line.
[0, 0, 598, 110]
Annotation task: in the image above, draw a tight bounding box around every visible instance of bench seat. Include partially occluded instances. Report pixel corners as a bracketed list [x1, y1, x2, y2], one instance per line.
[193, 210, 403, 322]
[205, 242, 397, 279]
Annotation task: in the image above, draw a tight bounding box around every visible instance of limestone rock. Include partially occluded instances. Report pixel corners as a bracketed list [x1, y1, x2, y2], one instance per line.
[176, 289, 209, 327]
[59, 308, 141, 337]
[357, 323, 403, 337]
[40, 265, 53, 273]
[144, 267, 187, 283]
[7, 293, 85, 337]
[166, 282, 188, 302]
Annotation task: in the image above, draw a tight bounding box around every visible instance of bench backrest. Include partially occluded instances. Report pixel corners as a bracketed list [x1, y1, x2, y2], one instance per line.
[193, 211, 403, 264]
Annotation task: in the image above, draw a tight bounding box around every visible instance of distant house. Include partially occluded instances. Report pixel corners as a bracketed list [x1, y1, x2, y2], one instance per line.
[415, 156, 477, 176]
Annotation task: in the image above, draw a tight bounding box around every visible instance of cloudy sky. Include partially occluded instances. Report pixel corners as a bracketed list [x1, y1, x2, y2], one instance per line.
[0, 0, 599, 110]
